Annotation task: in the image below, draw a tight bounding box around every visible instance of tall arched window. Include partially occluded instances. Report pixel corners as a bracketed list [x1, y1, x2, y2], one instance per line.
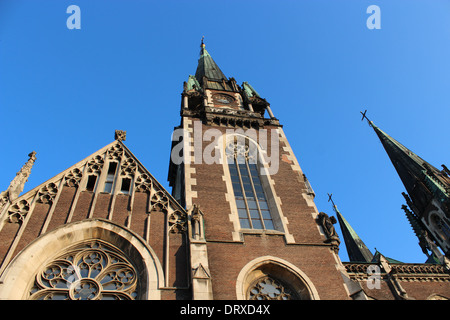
[226, 136, 274, 230]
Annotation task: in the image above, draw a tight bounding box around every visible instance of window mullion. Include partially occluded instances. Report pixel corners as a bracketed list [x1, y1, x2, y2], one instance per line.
[245, 158, 265, 229]
[235, 155, 253, 228]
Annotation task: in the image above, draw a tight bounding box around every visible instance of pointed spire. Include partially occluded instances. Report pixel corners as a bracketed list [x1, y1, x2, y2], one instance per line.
[363, 111, 449, 214]
[194, 37, 227, 85]
[3, 151, 37, 203]
[328, 193, 374, 262]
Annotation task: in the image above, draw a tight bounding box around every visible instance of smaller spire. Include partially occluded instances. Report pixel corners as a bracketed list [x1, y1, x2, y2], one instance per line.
[194, 39, 228, 85]
[199, 36, 206, 56]
[328, 193, 374, 262]
[3, 151, 37, 203]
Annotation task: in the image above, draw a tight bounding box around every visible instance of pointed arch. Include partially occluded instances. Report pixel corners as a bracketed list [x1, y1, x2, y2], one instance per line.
[0, 219, 164, 300]
[235, 256, 320, 300]
[217, 131, 294, 243]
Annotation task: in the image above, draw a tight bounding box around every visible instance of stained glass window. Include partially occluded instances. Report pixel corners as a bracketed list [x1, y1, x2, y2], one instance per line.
[29, 240, 139, 300]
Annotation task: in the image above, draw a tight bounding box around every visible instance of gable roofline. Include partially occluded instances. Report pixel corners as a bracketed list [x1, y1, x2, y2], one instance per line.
[3, 139, 186, 214]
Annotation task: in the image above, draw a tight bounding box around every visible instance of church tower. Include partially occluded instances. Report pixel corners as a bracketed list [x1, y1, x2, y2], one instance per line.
[168, 40, 350, 300]
[362, 113, 450, 261]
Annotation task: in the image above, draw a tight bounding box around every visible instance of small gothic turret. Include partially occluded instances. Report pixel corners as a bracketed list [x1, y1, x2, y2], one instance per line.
[328, 194, 373, 262]
[0, 151, 37, 211]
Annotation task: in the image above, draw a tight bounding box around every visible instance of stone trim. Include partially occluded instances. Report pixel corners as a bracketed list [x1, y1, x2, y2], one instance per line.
[235, 256, 320, 300]
[220, 133, 294, 243]
[0, 219, 165, 300]
[344, 262, 450, 282]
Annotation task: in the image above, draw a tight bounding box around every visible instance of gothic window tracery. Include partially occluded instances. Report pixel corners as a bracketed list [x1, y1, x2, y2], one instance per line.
[247, 276, 299, 300]
[226, 137, 274, 230]
[28, 240, 139, 300]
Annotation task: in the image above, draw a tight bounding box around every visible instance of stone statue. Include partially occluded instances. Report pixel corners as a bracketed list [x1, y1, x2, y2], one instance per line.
[317, 212, 339, 240]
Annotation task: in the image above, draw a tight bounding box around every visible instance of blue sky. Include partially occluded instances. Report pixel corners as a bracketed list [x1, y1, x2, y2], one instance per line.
[1, 0, 449, 263]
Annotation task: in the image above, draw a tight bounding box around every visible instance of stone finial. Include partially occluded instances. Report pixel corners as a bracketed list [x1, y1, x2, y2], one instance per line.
[4, 151, 37, 203]
[115, 130, 127, 141]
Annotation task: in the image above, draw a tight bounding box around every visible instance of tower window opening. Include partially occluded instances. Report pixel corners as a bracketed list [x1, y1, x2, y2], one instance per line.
[104, 162, 118, 193]
[120, 178, 131, 195]
[227, 138, 274, 230]
[86, 175, 97, 192]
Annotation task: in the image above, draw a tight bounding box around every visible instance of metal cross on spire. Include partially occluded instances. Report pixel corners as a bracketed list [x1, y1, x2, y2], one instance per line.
[327, 193, 335, 206]
[327, 193, 338, 214]
[360, 109, 374, 127]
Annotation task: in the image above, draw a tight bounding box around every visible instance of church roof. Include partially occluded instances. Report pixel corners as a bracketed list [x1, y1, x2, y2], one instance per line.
[242, 81, 261, 98]
[371, 250, 403, 264]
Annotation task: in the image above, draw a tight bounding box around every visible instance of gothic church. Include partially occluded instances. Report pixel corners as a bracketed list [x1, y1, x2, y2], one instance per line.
[0, 41, 448, 300]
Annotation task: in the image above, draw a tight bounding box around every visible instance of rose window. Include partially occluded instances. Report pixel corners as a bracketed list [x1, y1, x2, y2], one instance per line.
[248, 276, 299, 300]
[29, 241, 139, 300]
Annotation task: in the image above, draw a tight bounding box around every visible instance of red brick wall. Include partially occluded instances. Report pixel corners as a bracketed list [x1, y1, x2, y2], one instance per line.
[0, 182, 190, 300]
[187, 122, 350, 299]
[401, 280, 450, 299]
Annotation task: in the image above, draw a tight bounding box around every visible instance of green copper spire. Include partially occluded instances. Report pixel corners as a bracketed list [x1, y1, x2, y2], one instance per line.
[328, 194, 374, 262]
[361, 110, 450, 258]
[361, 110, 450, 215]
[195, 38, 227, 85]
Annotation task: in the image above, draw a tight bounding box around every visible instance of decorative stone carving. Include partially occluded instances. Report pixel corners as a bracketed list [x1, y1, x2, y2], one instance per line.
[37, 183, 58, 204]
[7, 199, 30, 224]
[190, 204, 204, 240]
[107, 144, 123, 161]
[225, 139, 257, 162]
[247, 276, 298, 300]
[134, 172, 152, 193]
[3, 151, 37, 203]
[114, 130, 127, 141]
[87, 155, 104, 174]
[29, 240, 138, 300]
[317, 212, 340, 252]
[150, 190, 169, 213]
[120, 157, 136, 177]
[168, 210, 187, 234]
[317, 212, 338, 239]
[64, 168, 83, 187]
[0, 193, 8, 213]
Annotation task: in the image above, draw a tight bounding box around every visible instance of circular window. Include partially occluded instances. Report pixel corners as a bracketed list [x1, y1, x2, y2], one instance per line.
[213, 93, 234, 105]
[28, 240, 138, 300]
[248, 276, 299, 300]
